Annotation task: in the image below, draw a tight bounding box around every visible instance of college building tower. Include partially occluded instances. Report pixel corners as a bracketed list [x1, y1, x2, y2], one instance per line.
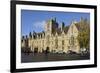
[21, 17, 89, 54]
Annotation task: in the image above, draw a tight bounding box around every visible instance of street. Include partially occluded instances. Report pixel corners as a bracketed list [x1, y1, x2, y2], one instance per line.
[21, 52, 90, 63]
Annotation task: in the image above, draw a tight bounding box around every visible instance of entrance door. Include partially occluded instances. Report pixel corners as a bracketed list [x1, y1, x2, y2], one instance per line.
[34, 48, 38, 53]
[45, 47, 49, 53]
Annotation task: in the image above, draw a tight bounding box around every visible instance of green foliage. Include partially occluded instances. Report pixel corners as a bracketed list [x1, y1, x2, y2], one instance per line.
[77, 20, 90, 49]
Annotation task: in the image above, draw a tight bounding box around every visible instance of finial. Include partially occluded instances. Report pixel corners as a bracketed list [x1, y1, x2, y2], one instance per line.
[54, 17, 56, 22]
[29, 32, 32, 38]
[62, 22, 65, 27]
[80, 17, 83, 21]
[22, 36, 24, 39]
[26, 35, 28, 39]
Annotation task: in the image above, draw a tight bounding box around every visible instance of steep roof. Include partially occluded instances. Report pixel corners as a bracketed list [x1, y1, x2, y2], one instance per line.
[63, 26, 69, 34]
[52, 25, 69, 36]
[75, 20, 90, 32]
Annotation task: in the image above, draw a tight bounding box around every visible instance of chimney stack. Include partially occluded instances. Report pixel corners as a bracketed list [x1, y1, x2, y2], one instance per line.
[61, 22, 65, 31]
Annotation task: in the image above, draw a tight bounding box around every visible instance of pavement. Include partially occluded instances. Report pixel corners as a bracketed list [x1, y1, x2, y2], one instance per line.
[21, 52, 90, 63]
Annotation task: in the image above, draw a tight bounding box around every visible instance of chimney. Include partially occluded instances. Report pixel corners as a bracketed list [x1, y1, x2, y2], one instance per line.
[29, 32, 32, 38]
[54, 17, 56, 22]
[61, 22, 65, 31]
[80, 17, 83, 21]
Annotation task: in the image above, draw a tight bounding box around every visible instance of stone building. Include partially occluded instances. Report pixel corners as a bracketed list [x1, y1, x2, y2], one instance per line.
[21, 17, 89, 53]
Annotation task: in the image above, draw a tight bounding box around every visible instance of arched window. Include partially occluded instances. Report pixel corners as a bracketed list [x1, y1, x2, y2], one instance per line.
[46, 35, 50, 45]
[62, 40, 64, 50]
[71, 36, 74, 46]
[55, 38, 58, 49]
[69, 36, 74, 46]
[62, 40, 64, 45]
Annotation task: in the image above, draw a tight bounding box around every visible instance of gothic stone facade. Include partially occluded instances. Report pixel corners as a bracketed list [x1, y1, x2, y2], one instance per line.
[21, 18, 89, 53]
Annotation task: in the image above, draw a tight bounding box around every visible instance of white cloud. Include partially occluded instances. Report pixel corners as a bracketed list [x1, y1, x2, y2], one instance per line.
[33, 20, 46, 32]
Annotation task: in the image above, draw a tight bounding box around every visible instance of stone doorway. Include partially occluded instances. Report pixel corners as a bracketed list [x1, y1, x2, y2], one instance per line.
[34, 47, 38, 53]
[45, 47, 50, 53]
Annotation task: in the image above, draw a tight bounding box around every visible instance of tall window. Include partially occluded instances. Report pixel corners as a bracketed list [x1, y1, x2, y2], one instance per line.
[47, 35, 50, 45]
[62, 40, 64, 45]
[71, 36, 74, 46]
[55, 38, 58, 49]
[62, 40, 64, 50]
[42, 40, 44, 47]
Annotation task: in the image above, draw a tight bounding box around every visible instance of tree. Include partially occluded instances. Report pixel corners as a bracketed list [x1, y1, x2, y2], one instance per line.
[78, 30, 89, 47]
[77, 20, 90, 52]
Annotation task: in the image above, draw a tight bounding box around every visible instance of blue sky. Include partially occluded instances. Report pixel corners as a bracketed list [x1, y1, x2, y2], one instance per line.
[21, 10, 90, 36]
